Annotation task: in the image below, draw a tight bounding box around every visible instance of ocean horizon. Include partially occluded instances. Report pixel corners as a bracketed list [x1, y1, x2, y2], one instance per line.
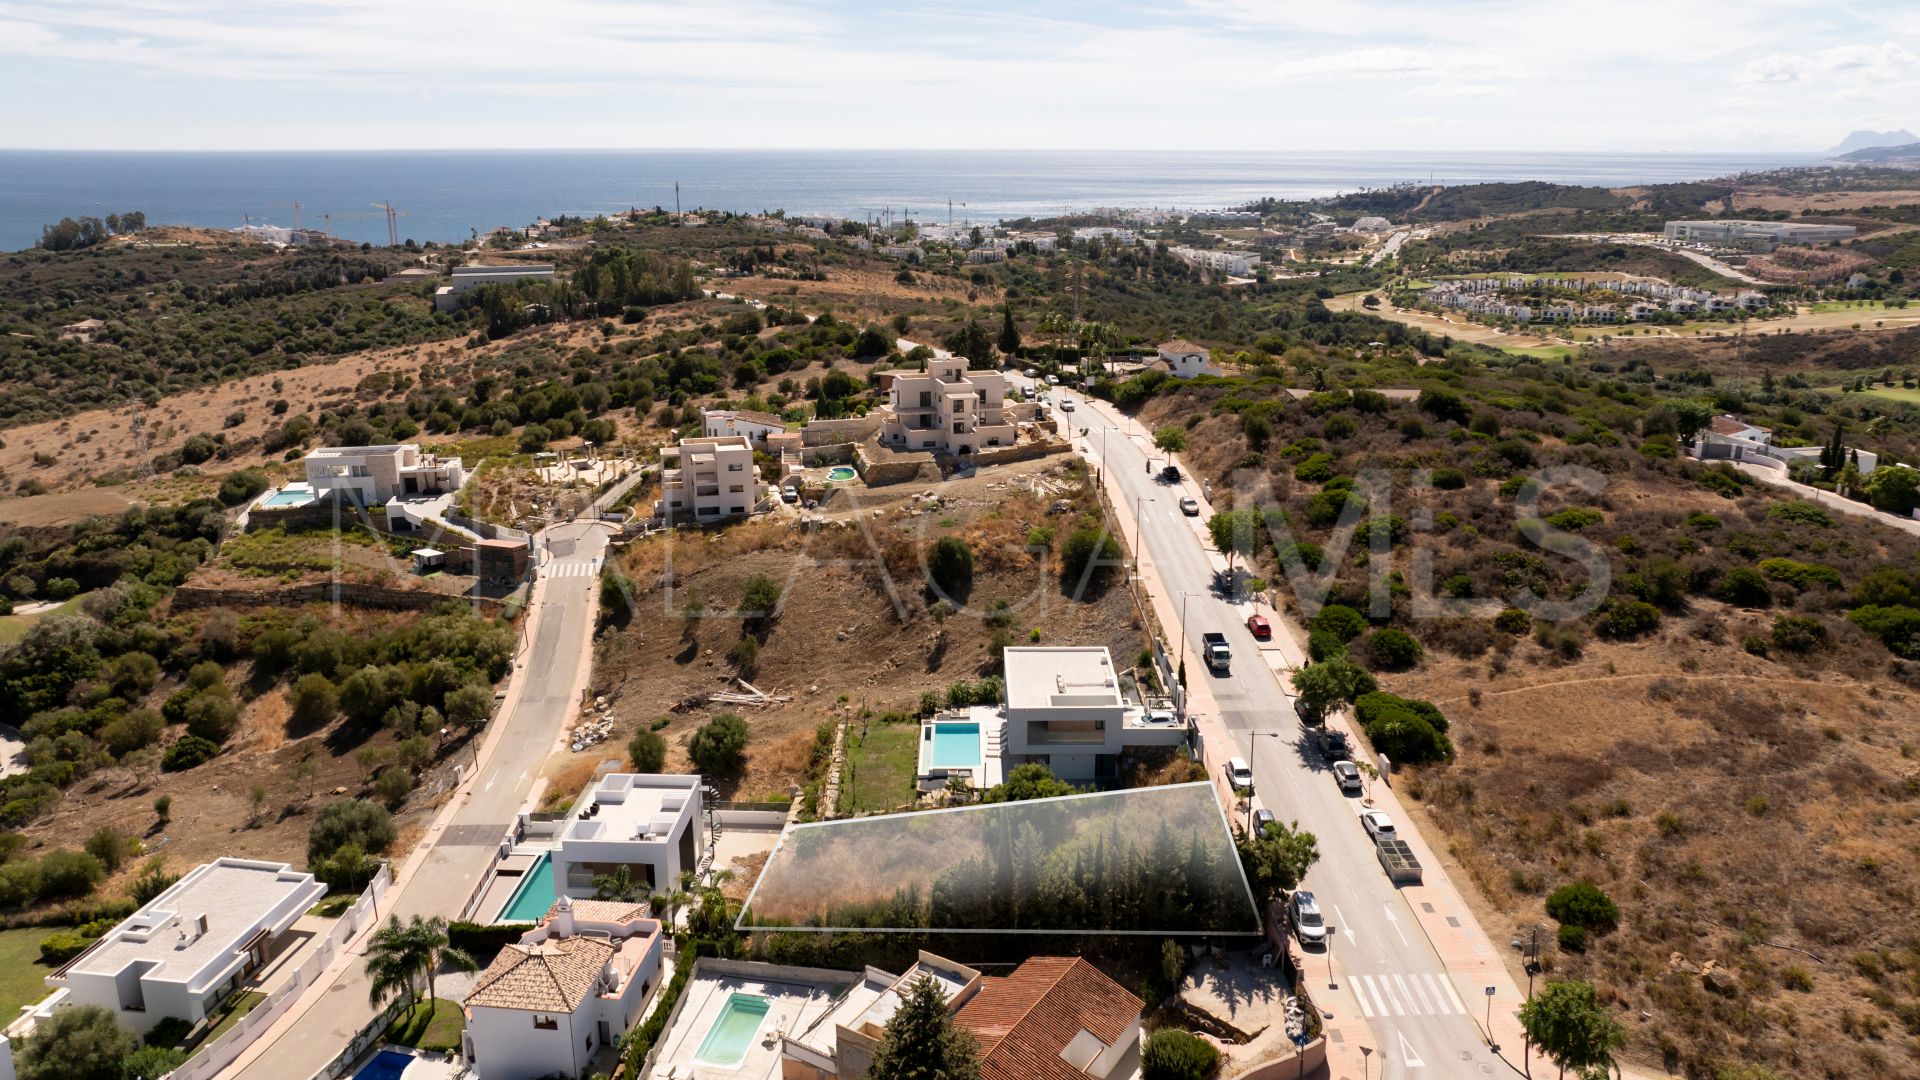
[0, 148, 1825, 253]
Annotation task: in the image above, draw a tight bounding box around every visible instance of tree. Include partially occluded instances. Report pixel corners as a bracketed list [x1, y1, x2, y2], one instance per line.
[1237, 818, 1319, 901]
[740, 575, 782, 631]
[943, 320, 995, 367]
[444, 682, 494, 727]
[1206, 508, 1261, 569]
[1153, 426, 1188, 453]
[689, 713, 750, 775]
[1519, 980, 1627, 1080]
[1545, 881, 1619, 934]
[15, 1004, 137, 1080]
[593, 864, 647, 902]
[1867, 465, 1920, 516]
[1362, 627, 1423, 669]
[217, 469, 271, 507]
[982, 763, 1078, 802]
[309, 799, 396, 863]
[628, 730, 667, 772]
[365, 914, 475, 1011]
[997, 303, 1021, 356]
[1142, 1028, 1221, 1080]
[868, 975, 980, 1080]
[289, 673, 338, 729]
[927, 536, 974, 598]
[1059, 527, 1123, 591]
[1289, 657, 1377, 722]
[854, 325, 896, 360]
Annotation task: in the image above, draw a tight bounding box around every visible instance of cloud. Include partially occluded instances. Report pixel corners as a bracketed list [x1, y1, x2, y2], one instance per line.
[1737, 41, 1918, 86]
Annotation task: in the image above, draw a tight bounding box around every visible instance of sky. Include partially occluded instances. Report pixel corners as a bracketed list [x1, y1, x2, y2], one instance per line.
[0, 0, 1916, 152]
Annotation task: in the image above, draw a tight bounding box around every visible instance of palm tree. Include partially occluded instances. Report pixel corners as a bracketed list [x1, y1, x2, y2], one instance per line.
[364, 916, 422, 1009]
[592, 864, 647, 902]
[411, 915, 478, 1009]
[651, 888, 694, 929]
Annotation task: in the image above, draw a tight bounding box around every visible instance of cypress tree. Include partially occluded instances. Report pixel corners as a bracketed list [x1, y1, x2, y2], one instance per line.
[869, 977, 981, 1080]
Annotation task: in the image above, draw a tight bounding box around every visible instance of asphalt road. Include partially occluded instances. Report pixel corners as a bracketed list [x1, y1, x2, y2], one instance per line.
[229, 517, 610, 1080]
[1037, 377, 1502, 1080]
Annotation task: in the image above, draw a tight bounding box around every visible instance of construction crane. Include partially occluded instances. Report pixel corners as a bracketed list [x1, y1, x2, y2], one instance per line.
[315, 210, 385, 238]
[270, 200, 303, 229]
[372, 202, 413, 246]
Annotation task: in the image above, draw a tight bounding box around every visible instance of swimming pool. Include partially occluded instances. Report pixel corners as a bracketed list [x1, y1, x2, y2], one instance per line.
[496, 852, 555, 923]
[695, 992, 771, 1066]
[259, 486, 317, 508]
[825, 465, 857, 482]
[926, 721, 982, 768]
[352, 1048, 418, 1080]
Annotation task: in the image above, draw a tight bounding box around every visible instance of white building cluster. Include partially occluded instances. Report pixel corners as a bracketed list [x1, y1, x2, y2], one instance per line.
[1167, 246, 1259, 276]
[1425, 276, 1768, 323]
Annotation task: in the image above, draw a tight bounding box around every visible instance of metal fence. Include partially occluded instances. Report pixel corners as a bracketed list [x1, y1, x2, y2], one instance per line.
[162, 864, 393, 1080]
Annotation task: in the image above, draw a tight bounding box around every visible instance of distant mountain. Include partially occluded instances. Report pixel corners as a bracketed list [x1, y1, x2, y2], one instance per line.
[1834, 141, 1920, 164]
[1829, 129, 1919, 155]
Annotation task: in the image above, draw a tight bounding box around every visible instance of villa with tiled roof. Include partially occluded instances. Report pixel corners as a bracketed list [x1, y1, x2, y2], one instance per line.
[463, 895, 664, 1079]
[954, 957, 1144, 1080]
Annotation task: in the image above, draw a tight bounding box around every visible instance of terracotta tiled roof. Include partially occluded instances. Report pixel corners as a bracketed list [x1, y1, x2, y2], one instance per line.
[1157, 340, 1208, 355]
[953, 957, 1142, 1080]
[544, 899, 651, 925]
[464, 936, 614, 1013]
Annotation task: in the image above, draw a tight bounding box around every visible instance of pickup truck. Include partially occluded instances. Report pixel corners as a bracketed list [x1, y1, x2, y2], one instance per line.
[1201, 632, 1231, 672]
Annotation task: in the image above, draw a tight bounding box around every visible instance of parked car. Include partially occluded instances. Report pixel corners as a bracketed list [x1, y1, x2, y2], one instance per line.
[1294, 697, 1324, 728]
[1289, 890, 1328, 947]
[1360, 810, 1396, 843]
[1059, 398, 1076, 412]
[1251, 808, 1276, 836]
[780, 486, 799, 503]
[1317, 729, 1350, 760]
[1332, 760, 1363, 793]
[1179, 496, 1200, 516]
[1144, 708, 1177, 725]
[1246, 613, 1271, 639]
[1023, 368, 1038, 378]
[1046, 374, 1061, 385]
[1160, 464, 1181, 482]
[1224, 756, 1255, 792]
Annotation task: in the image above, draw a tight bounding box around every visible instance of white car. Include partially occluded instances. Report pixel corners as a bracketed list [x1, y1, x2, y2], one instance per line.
[1289, 890, 1328, 947]
[1059, 398, 1075, 412]
[1332, 760, 1363, 792]
[1360, 810, 1396, 842]
[1046, 374, 1060, 385]
[1224, 756, 1255, 792]
[1179, 496, 1200, 516]
[1023, 368, 1038, 378]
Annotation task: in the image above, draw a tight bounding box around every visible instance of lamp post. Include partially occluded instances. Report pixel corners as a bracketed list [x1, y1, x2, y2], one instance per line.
[1177, 591, 1192, 676]
[1133, 496, 1152, 573]
[1326, 925, 1337, 989]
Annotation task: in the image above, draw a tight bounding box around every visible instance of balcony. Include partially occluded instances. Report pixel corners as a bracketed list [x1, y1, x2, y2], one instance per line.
[1024, 723, 1107, 747]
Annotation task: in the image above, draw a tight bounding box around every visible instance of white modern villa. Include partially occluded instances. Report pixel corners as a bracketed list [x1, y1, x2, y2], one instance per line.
[872, 356, 1015, 455]
[41, 858, 325, 1036]
[701, 408, 787, 446]
[918, 646, 1187, 789]
[657, 435, 763, 521]
[302, 443, 467, 505]
[552, 773, 707, 900]
[1155, 340, 1221, 379]
[463, 896, 664, 1080]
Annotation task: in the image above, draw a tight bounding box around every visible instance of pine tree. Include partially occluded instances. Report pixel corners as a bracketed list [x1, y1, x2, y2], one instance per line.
[869, 977, 981, 1080]
[997, 303, 1021, 356]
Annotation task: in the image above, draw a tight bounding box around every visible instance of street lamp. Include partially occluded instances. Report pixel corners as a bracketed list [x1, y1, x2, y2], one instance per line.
[1177, 591, 1193, 677]
[1133, 496, 1152, 572]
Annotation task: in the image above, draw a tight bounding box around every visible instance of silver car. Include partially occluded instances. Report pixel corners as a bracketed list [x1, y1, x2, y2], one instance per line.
[1333, 760, 1363, 792]
[1290, 890, 1328, 947]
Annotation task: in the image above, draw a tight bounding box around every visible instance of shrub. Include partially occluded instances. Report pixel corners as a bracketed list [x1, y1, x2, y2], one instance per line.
[740, 576, 782, 627]
[1430, 467, 1466, 490]
[1849, 605, 1920, 657]
[1713, 567, 1772, 607]
[1060, 527, 1123, 589]
[83, 827, 130, 872]
[628, 731, 667, 772]
[100, 709, 163, 757]
[1293, 452, 1336, 483]
[217, 469, 270, 507]
[689, 713, 750, 775]
[1142, 1028, 1220, 1080]
[1545, 881, 1619, 933]
[1771, 615, 1827, 654]
[729, 635, 759, 678]
[1353, 691, 1450, 763]
[290, 673, 338, 729]
[372, 766, 414, 807]
[1545, 507, 1604, 530]
[1363, 627, 1423, 670]
[161, 735, 221, 771]
[37, 850, 104, 900]
[183, 688, 240, 743]
[1595, 600, 1660, 640]
[1493, 607, 1531, 635]
[1311, 604, 1368, 643]
[1768, 502, 1832, 528]
[37, 932, 92, 965]
[927, 536, 974, 598]
[1758, 558, 1842, 592]
[308, 799, 396, 862]
[1556, 923, 1588, 953]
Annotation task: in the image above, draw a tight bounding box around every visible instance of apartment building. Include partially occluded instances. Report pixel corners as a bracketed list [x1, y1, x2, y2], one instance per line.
[1662, 220, 1857, 251]
[656, 435, 762, 522]
[873, 356, 1016, 455]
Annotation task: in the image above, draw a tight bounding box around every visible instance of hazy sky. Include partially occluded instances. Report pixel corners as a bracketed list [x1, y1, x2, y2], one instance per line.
[1, 0, 1915, 151]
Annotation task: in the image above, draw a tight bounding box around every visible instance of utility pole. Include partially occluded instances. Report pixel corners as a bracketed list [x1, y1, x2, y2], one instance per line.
[675, 181, 682, 224]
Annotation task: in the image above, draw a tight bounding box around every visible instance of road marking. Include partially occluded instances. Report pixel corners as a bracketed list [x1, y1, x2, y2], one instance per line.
[1402, 971, 1434, 1014]
[1351, 976, 1377, 1017]
[1375, 975, 1405, 1016]
[1334, 905, 1353, 942]
[1438, 974, 1468, 1014]
[1398, 1031, 1426, 1068]
[1383, 902, 1410, 946]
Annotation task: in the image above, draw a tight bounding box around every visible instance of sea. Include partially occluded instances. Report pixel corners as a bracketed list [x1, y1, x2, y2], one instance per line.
[0, 149, 1825, 253]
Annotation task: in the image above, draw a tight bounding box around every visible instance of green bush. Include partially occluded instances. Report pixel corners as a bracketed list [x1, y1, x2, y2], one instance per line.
[37, 931, 92, 965]
[1545, 881, 1619, 933]
[36, 850, 104, 900]
[307, 798, 396, 862]
[1556, 923, 1588, 953]
[1142, 1028, 1220, 1080]
[1848, 604, 1920, 657]
[217, 470, 270, 507]
[1311, 604, 1368, 643]
[1713, 567, 1772, 607]
[1770, 615, 1827, 654]
[1493, 607, 1531, 635]
[628, 731, 667, 772]
[1757, 558, 1843, 592]
[1767, 502, 1831, 528]
[1293, 452, 1336, 483]
[689, 713, 750, 775]
[1595, 600, 1660, 640]
[1060, 527, 1123, 589]
[1430, 467, 1467, 490]
[1353, 691, 1450, 763]
[1544, 507, 1603, 530]
[927, 536, 974, 598]
[1362, 627, 1423, 670]
[161, 735, 221, 771]
[447, 920, 533, 966]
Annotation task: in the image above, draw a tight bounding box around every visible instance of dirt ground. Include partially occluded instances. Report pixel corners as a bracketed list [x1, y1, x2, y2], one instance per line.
[1386, 618, 1920, 1079]
[582, 458, 1144, 803]
[725, 262, 987, 327]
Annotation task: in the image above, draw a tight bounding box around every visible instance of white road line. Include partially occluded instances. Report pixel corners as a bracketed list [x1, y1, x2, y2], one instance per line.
[1377, 975, 1405, 1016]
[1403, 972, 1435, 1014]
[1334, 905, 1353, 942]
[1439, 974, 1468, 1015]
[1351, 976, 1375, 1018]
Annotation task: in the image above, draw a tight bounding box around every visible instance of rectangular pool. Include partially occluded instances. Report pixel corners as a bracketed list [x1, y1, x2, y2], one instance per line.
[259, 487, 316, 508]
[496, 852, 555, 923]
[695, 992, 771, 1067]
[926, 721, 981, 768]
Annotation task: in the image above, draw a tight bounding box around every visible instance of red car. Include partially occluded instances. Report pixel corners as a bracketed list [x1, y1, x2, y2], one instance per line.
[1246, 614, 1271, 639]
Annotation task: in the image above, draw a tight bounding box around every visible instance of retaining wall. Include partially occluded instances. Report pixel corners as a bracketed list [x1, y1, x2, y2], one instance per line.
[171, 582, 505, 613]
[800, 416, 881, 447]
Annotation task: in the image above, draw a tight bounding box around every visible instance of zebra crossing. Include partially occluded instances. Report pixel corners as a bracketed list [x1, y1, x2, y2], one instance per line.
[542, 560, 601, 578]
[1348, 972, 1469, 1019]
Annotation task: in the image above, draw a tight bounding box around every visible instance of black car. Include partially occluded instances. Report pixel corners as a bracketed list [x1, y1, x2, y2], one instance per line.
[1160, 464, 1181, 482]
[1294, 697, 1323, 728]
[1317, 729, 1350, 760]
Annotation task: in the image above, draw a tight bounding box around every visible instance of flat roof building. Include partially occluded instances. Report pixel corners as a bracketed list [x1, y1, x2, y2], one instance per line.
[304, 443, 466, 507]
[552, 773, 708, 901]
[1662, 220, 1857, 251]
[49, 858, 324, 1036]
[657, 434, 763, 522]
[873, 355, 1015, 457]
[435, 263, 557, 311]
[998, 647, 1185, 782]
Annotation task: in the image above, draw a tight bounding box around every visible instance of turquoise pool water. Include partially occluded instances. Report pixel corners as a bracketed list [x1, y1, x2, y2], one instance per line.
[497, 853, 555, 923]
[260, 487, 316, 508]
[695, 992, 771, 1066]
[927, 722, 982, 767]
[826, 465, 857, 482]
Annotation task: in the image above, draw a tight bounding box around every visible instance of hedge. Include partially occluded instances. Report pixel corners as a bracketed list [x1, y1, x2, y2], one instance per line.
[447, 920, 534, 966]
